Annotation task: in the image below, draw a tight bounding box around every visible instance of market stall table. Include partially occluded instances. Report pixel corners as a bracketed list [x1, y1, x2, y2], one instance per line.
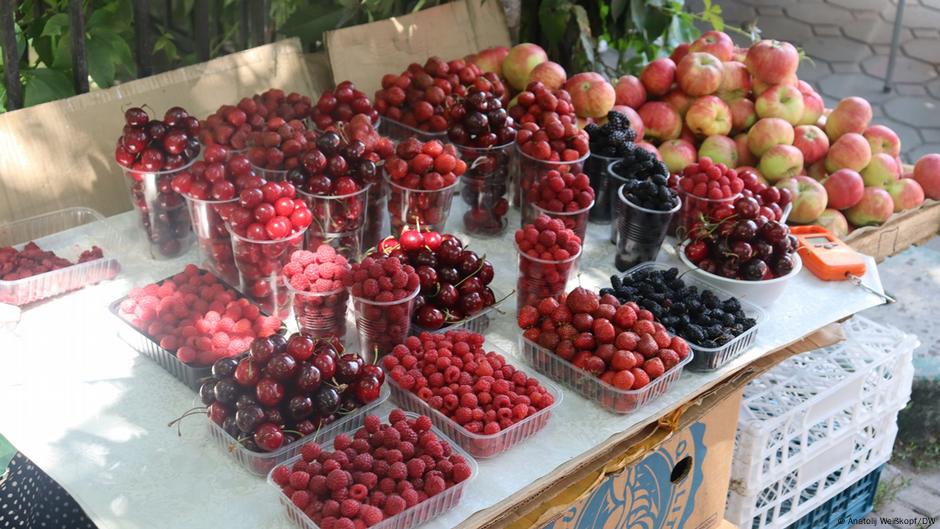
[0, 204, 887, 529]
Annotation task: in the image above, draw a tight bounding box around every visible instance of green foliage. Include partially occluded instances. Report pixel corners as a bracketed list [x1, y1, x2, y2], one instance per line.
[521, 0, 749, 78]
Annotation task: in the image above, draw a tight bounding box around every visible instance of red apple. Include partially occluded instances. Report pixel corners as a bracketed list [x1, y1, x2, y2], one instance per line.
[760, 144, 804, 182]
[664, 89, 694, 118]
[845, 187, 894, 226]
[677, 52, 723, 96]
[792, 125, 830, 165]
[796, 81, 825, 126]
[755, 84, 805, 125]
[863, 125, 901, 157]
[679, 125, 696, 145]
[690, 31, 735, 62]
[886, 178, 925, 211]
[614, 75, 646, 109]
[729, 98, 757, 132]
[685, 95, 731, 136]
[913, 153, 940, 199]
[775, 175, 828, 223]
[735, 133, 757, 167]
[670, 43, 691, 65]
[746, 39, 800, 85]
[823, 168, 864, 209]
[717, 61, 751, 101]
[816, 209, 850, 237]
[698, 135, 738, 168]
[636, 141, 662, 160]
[825, 96, 873, 141]
[470, 46, 509, 74]
[825, 132, 871, 173]
[861, 152, 901, 187]
[565, 72, 615, 119]
[638, 102, 682, 141]
[610, 105, 644, 140]
[529, 61, 567, 90]
[640, 58, 676, 97]
[658, 139, 698, 172]
[747, 117, 794, 157]
[502, 43, 548, 90]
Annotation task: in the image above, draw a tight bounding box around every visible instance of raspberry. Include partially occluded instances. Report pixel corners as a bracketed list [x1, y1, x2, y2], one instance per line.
[340, 499, 360, 518]
[333, 434, 352, 451]
[401, 488, 419, 507]
[388, 462, 407, 480]
[384, 494, 406, 516]
[326, 469, 349, 490]
[272, 465, 291, 486]
[406, 458, 426, 479]
[333, 518, 355, 529]
[349, 483, 368, 501]
[290, 490, 310, 509]
[289, 471, 310, 490]
[451, 462, 472, 483]
[413, 415, 432, 432]
[364, 415, 381, 433]
[359, 505, 384, 527]
[424, 475, 446, 496]
[301, 442, 322, 462]
[309, 475, 328, 495]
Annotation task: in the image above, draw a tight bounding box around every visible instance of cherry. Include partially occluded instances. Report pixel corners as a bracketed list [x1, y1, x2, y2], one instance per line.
[266, 353, 298, 381]
[213, 378, 240, 404]
[314, 386, 341, 415]
[256, 377, 285, 407]
[295, 362, 322, 393]
[212, 357, 239, 378]
[199, 380, 217, 405]
[234, 358, 261, 387]
[354, 376, 382, 403]
[400, 229, 424, 251]
[360, 364, 385, 385]
[335, 355, 361, 384]
[437, 237, 463, 265]
[124, 107, 149, 127]
[457, 251, 481, 277]
[423, 231, 442, 251]
[437, 283, 459, 307]
[207, 401, 228, 425]
[313, 352, 336, 380]
[416, 305, 446, 329]
[249, 337, 275, 364]
[478, 261, 494, 285]
[235, 405, 265, 433]
[286, 334, 315, 361]
[253, 422, 284, 452]
[288, 395, 315, 421]
[458, 291, 484, 315]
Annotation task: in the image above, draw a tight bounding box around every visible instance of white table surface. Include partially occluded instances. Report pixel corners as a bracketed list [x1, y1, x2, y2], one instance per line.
[0, 205, 887, 529]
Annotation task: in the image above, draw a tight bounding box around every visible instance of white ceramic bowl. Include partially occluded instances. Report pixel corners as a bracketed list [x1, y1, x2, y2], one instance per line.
[677, 241, 802, 307]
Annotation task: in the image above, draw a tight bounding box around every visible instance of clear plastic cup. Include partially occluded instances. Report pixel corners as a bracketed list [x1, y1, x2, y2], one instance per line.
[385, 175, 459, 237]
[585, 153, 622, 224]
[121, 161, 195, 259]
[184, 196, 239, 285]
[677, 188, 740, 239]
[379, 116, 448, 142]
[249, 164, 289, 182]
[457, 142, 514, 237]
[513, 144, 589, 218]
[352, 286, 419, 362]
[362, 181, 386, 252]
[530, 201, 594, 243]
[287, 284, 350, 342]
[515, 241, 582, 312]
[298, 184, 371, 259]
[312, 116, 383, 135]
[614, 184, 681, 271]
[229, 227, 307, 319]
[607, 161, 636, 244]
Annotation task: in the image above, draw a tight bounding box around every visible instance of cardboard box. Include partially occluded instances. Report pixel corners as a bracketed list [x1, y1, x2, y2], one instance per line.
[845, 199, 940, 261]
[0, 39, 316, 224]
[324, 0, 511, 96]
[457, 324, 846, 529]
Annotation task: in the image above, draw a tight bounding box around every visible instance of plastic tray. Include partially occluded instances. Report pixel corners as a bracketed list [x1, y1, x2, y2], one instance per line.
[209, 384, 390, 477]
[0, 207, 121, 305]
[410, 287, 512, 336]
[267, 411, 478, 529]
[618, 262, 766, 371]
[787, 464, 883, 529]
[108, 268, 267, 391]
[386, 342, 562, 458]
[517, 335, 692, 414]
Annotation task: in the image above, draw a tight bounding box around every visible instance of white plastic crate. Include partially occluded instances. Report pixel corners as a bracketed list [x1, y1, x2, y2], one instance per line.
[726, 411, 898, 529]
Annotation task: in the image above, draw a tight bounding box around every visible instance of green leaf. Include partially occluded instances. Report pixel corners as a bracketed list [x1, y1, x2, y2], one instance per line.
[629, 0, 646, 31]
[279, 6, 347, 48]
[572, 5, 595, 66]
[644, 9, 671, 38]
[24, 68, 75, 107]
[86, 31, 134, 88]
[40, 13, 70, 37]
[610, 0, 627, 21]
[52, 32, 72, 70]
[153, 33, 179, 62]
[0, 23, 27, 68]
[538, 0, 572, 52]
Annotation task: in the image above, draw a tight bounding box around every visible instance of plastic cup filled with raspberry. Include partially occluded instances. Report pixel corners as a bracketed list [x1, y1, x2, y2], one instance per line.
[287, 285, 349, 341]
[456, 143, 513, 236]
[676, 158, 744, 236]
[184, 196, 239, 285]
[345, 255, 421, 360]
[230, 228, 306, 319]
[122, 161, 196, 259]
[283, 246, 351, 341]
[513, 145, 589, 216]
[514, 215, 583, 312]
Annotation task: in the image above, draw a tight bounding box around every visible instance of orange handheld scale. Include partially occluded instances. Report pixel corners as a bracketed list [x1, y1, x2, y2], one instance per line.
[790, 225, 866, 280]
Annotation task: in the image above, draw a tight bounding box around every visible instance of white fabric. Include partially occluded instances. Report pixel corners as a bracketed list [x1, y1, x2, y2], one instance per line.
[0, 207, 885, 529]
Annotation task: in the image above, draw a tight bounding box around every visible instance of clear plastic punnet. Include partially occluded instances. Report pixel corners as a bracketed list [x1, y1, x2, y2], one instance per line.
[517, 335, 692, 414]
[0, 207, 121, 305]
[267, 410, 478, 529]
[386, 341, 562, 458]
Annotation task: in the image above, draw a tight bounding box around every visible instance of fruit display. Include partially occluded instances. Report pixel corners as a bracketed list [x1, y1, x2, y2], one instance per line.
[115, 105, 200, 258]
[385, 138, 467, 236]
[517, 286, 691, 413]
[383, 330, 558, 457]
[343, 254, 421, 357]
[0, 242, 102, 281]
[374, 56, 506, 137]
[115, 265, 281, 366]
[199, 331, 386, 457]
[283, 246, 351, 342]
[526, 169, 595, 242]
[310, 80, 380, 131]
[246, 117, 318, 178]
[376, 229, 498, 332]
[603, 266, 758, 349]
[622, 30, 940, 233]
[270, 409, 474, 528]
[515, 214, 583, 310]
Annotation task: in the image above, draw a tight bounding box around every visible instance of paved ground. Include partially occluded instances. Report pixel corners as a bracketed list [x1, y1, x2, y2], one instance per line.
[689, 0, 940, 164]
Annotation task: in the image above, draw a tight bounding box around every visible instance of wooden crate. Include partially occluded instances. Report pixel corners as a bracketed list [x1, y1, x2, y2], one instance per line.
[845, 199, 940, 261]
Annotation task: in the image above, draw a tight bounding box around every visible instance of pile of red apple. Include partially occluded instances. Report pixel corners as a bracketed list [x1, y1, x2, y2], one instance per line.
[604, 30, 940, 235]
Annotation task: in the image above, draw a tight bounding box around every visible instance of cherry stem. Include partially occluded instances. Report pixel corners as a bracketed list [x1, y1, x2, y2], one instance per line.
[454, 255, 486, 287]
[167, 407, 208, 436]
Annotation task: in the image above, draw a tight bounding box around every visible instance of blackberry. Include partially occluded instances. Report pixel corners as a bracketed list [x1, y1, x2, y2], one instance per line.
[587, 110, 637, 157]
[611, 151, 678, 212]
